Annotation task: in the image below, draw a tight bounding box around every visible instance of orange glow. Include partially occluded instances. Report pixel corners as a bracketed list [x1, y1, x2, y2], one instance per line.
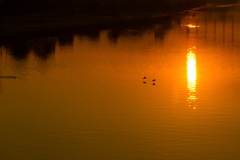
[187, 48, 197, 109]
[182, 24, 200, 28]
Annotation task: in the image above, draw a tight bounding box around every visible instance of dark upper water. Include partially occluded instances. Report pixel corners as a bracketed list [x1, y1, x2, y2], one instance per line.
[1, 5, 240, 160]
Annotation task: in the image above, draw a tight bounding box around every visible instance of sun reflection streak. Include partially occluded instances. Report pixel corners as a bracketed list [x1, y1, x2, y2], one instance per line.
[187, 48, 197, 109]
[181, 24, 200, 28]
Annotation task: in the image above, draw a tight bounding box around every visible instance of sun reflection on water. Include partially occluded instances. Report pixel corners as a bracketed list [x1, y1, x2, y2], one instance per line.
[187, 48, 197, 109]
[182, 24, 200, 28]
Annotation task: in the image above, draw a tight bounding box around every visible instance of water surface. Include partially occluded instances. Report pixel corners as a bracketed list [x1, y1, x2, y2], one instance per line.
[1, 6, 240, 160]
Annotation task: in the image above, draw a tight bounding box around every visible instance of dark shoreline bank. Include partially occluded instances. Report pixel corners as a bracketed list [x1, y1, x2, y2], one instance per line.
[0, 1, 207, 40]
[0, 15, 171, 39]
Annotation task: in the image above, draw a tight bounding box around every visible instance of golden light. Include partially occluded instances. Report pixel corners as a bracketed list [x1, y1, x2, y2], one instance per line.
[187, 48, 197, 109]
[187, 50, 197, 83]
[182, 24, 200, 28]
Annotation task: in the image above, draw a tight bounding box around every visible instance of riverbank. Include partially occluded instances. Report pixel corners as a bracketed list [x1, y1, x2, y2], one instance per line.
[0, 1, 207, 39]
[0, 13, 171, 40]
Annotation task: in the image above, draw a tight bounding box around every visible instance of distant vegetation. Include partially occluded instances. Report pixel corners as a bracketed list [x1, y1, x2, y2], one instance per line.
[2, 0, 239, 17]
[208, 0, 239, 4]
[0, 0, 75, 16]
[0, 0, 206, 16]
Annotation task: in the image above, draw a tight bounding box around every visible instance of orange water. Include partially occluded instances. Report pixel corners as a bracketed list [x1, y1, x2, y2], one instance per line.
[0, 7, 240, 160]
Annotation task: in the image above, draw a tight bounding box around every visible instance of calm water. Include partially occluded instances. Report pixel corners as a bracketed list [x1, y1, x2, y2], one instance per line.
[1, 6, 240, 160]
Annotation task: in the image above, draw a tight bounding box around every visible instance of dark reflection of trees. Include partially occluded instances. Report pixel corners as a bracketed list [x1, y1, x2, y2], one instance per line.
[107, 28, 145, 44]
[77, 29, 100, 42]
[197, 6, 239, 46]
[154, 21, 173, 42]
[0, 17, 174, 59]
[0, 36, 57, 60]
[108, 29, 121, 43]
[3, 39, 29, 60]
[0, 48, 2, 94]
[107, 17, 173, 43]
[29, 38, 57, 60]
[0, 29, 100, 60]
[57, 34, 74, 46]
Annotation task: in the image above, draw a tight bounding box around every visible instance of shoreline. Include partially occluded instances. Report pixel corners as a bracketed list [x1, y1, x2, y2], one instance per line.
[0, 4, 207, 40]
[0, 14, 171, 39]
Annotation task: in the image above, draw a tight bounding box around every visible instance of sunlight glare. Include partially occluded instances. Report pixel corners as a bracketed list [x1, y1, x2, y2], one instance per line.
[187, 48, 197, 109]
[182, 24, 200, 28]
